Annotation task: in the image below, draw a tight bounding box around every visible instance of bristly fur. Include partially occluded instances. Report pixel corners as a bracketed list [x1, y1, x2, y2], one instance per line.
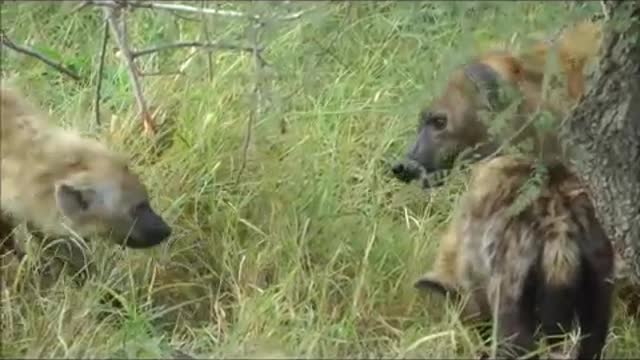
[416, 156, 614, 359]
[0, 85, 172, 283]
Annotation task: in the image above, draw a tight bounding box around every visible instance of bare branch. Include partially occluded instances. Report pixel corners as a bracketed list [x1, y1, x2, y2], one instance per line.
[67, 1, 92, 15]
[0, 30, 81, 82]
[131, 41, 260, 59]
[85, 0, 312, 22]
[136, 1, 257, 20]
[103, 4, 156, 135]
[236, 20, 265, 184]
[163, 10, 201, 22]
[600, 0, 610, 21]
[140, 70, 184, 77]
[87, 0, 256, 19]
[95, 19, 110, 127]
[200, 0, 215, 82]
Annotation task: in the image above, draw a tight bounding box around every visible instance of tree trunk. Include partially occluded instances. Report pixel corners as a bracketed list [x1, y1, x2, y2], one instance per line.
[560, 2, 640, 287]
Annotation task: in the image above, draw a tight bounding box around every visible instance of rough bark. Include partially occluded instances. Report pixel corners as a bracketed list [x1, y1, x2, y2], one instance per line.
[560, 1, 640, 285]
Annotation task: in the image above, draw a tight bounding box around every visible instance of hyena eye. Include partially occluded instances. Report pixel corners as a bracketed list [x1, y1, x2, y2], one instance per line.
[428, 113, 448, 131]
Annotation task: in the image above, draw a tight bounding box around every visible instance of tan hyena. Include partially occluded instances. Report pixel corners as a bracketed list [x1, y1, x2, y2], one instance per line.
[1, 85, 171, 283]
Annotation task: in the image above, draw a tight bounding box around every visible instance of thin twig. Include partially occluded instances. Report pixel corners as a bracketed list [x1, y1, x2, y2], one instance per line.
[235, 20, 265, 185]
[103, 4, 156, 135]
[95, 19, 110, 127]
[140, 70, 184, 77]
[67, 0, 92, 15]
[165, 10, 201, 22]
[85, 0, 311, 22]
[200, 0, 214, 82]
[131, 41, 260, 59]
[600, 0, 610, 21]
[0, 30, 81, 82]
[87, 0, 255, 19]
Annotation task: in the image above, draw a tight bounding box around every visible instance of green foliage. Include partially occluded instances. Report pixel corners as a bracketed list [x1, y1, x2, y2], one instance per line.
[1, 1, 637, 358]
[506, 159, 548, 219]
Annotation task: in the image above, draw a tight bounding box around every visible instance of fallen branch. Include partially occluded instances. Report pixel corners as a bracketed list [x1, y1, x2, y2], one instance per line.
[103, 4, 156, 135]
[0, 30, 81, 82]
[131, 41, 260, 59]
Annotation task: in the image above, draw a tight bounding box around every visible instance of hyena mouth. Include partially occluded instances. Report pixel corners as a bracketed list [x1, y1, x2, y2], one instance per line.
[390, 158, 451, 188]
[391, 158, 425, 183]
[419, 168, 451, 189]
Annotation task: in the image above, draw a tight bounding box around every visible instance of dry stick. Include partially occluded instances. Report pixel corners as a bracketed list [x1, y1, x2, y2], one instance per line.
[140, 70, 184, 77]
[87, 0, 310, 22]
[91, 0, 256, 19]
[0, 31, 81, 82]
[235, 20, 264, 185]
[131, 41, 259, 59]
[200, 0, 214, 82]
[600, 0, 610, 20]
[95, 18, 110, 127]
[103, 5, 156, 135]
[68, 0, 92, 15]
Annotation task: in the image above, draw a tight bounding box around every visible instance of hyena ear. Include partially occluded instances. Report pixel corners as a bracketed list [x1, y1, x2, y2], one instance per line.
[54, 183, 98, 218]
[414, 271, 458, 298]
[463, 62, 503, 111]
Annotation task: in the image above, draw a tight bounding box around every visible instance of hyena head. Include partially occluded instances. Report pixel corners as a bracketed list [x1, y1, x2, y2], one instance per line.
[391, 52, 527, 188]
[53, 143, 172, 249]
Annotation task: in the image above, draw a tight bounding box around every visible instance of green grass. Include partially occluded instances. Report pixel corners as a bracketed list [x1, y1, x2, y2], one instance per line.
[1, 1, 639, 358]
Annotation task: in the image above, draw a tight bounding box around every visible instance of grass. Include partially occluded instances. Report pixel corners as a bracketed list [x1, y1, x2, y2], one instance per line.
[1, 1, 639, 358]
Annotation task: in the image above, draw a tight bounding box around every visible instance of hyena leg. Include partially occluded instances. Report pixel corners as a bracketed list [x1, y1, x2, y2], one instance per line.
[538, 269, 579, 353]
[459, 287, 493, 346]
[490, 276, 539, 360]
[574, 216, 615, 360]
[41, 238, 95, 288]
[0, 216, 21, 257]
[494, 303, 538, 359]
[414, 224, 462, 297]
[23, 221, 95, 288]
[575, 264, 612, 360]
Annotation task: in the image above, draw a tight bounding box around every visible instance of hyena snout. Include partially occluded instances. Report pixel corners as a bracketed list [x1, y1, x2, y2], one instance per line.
[391, 159, 424, 183]
[123, 204, 172, 249]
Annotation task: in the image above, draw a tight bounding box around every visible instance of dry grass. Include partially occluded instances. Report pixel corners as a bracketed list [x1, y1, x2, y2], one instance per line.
[1, 1, 639, 358]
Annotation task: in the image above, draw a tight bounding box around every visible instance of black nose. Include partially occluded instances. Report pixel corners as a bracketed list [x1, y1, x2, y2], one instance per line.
[153, 223, 172, 243]
[391, 161, 420, 183]
[391, 162, 405, 176]
[124, 220, 172, 249]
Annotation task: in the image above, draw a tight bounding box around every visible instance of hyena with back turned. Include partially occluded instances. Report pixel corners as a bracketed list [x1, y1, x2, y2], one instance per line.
[387, 20, 616, 359]
[414, 156, 614, 359]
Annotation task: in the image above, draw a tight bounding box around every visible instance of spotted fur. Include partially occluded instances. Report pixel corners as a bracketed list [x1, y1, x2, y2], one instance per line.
[416, 156, 614, 359]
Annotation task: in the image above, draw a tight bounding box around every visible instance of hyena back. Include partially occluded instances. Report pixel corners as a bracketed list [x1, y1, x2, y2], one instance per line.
[416, 156, 614, 359]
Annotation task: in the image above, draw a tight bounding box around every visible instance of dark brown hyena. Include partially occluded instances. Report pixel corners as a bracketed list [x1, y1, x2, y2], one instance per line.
[415, 156, 614, 359]
[390, 21, 602, 188]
